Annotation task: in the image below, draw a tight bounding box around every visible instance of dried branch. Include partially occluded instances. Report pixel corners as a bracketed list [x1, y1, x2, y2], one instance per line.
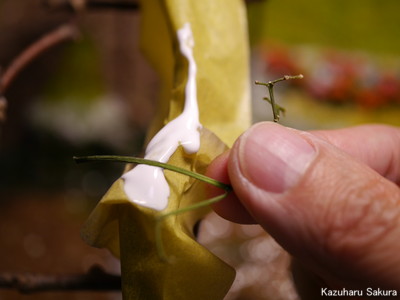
[0, 22, 80, 95]
[0, 265, 121, 293]
[44, 0, 140, 12]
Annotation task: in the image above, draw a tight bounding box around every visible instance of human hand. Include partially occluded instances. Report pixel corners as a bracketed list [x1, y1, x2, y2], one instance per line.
[206, 122, 400, 297]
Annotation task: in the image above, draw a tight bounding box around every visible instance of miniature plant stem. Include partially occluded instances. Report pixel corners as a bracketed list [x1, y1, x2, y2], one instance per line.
[73, 155, 231, 191]
[255, 74, 303, 122]
[155, 191, 229, 262]
[74, 155, 231, 262]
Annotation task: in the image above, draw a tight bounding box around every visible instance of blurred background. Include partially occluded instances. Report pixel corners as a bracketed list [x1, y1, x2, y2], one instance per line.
[249, 0, 400, 129]
[0, 0, 399, 299]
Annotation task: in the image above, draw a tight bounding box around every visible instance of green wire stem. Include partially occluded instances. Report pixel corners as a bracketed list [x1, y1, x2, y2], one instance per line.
[155, 191, 229, 262]
[74, 154, 232, 262]
[73, 155, 231, 192]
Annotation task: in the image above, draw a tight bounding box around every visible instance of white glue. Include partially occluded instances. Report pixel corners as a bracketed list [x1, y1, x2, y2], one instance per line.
[122, 23, 202, 211]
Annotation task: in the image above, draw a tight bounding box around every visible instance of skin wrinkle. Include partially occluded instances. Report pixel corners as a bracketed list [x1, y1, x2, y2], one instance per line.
[228, 127, 336, 257]
[212, 124, 400, 224]
[228, 149, 341, 289]
[298, 134, 400, 258]
[207, 122, 400, 292]
[299, 148, 400, 288]
[287, 132, 345, 250]
[261, 150, 393, 291]
[241, 125, 400, 288]
[311, 124, 400, 185]
[324, 174, 377, 249]
[369, 228, 400, 287]
[333, 182, 400, 265]
[298, 129, 400, 254]
[323, 186, 400, 288]
[324, 180, 388, 258]
[281, 190, 324, 263]
[384, 136, 400, 185]
[281, 142, 350, 268]
[230, 127, 322, 257]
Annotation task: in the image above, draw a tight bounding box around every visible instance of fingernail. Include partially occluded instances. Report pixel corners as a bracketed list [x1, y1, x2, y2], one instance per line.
[238, 122, 316, 193]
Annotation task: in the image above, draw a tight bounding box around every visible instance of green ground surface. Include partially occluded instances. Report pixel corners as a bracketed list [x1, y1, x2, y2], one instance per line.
[248, 0, 400, 55]
[248, 1, 400, 129]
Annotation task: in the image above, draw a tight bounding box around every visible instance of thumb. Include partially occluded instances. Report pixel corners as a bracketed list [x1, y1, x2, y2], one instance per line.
[227, 122, 400, 290]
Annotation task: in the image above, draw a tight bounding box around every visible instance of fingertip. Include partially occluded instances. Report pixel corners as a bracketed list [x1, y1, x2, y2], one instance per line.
[206, 151, 256, 224]
[226, 122, 400, 289]
[206, 150, 231, 185]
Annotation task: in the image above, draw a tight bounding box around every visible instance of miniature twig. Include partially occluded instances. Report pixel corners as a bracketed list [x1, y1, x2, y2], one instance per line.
[255, 74, 303, 122]
[0, 23, 79, 95]
[0, 265, 120, 293]
[0, 22, 80, 95]
[0, 22, 79, 123]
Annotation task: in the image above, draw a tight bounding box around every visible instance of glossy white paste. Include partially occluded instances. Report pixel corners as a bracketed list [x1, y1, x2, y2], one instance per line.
[122, 23, 202, 211]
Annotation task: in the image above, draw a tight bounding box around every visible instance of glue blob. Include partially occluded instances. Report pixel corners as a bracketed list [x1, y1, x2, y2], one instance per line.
[122, 23, 202, 211]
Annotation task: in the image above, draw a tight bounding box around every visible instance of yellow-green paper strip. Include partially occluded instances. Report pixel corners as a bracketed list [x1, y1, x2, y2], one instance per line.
[81, 1, 251, 299]
[141, 0, 251, 146]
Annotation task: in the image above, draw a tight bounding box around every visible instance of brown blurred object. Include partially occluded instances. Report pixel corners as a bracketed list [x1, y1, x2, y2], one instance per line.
[0, 0, 146, 298]
[0, 22, 80, 95]
[0, 96, 6, 122]
[0, 265, 120, 293]
[0, 1, 299, 300]
[0, 192, 122, 299]
[44, 0, 140, 12]
[0, 0, 156, 149]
